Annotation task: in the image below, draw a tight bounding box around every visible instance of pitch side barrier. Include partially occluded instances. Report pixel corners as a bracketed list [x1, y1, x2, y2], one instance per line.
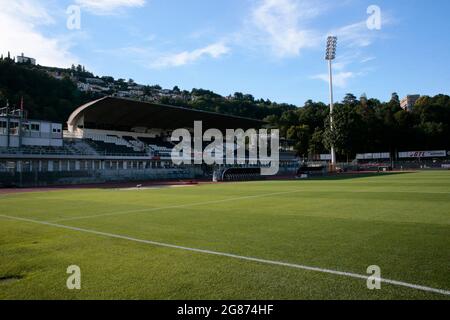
[215, 167, 265, 182]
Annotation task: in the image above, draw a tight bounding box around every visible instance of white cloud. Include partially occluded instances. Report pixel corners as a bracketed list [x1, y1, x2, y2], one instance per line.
[361, 56, 376, 63]
[248, 0, 322, 57]
[75, 0, 146, 15]
[310, 17, 386, 88]
[311, 50, 375, 89]
[312, 71, 357, 89]
[240, 0, 389, 61]
[7, 0, 55, 24]
[309, 15, 387, 89]
[150, 42, 230, 68]
[333, 21, 374, 47]
[332, 61, 347, 71]
[333, 14, 392, 49]
[0, 0, 77, 67]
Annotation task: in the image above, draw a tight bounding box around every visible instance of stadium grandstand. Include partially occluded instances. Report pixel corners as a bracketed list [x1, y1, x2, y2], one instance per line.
[0, 97, 299, 187]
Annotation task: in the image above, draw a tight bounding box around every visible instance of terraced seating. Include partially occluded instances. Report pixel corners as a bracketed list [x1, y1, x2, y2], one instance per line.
[0, 145, 74, 155]
[84, 139, 148, 156]
[138, 137, 174, 149]
[64, 139, 98, 155]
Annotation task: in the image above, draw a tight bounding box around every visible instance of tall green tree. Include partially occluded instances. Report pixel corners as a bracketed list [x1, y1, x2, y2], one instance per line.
[287, 125, 311, 157]
[323, 104, 365, 160]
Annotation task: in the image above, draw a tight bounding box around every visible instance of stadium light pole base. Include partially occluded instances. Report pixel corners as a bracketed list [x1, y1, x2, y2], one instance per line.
[328, 163, 337, 174]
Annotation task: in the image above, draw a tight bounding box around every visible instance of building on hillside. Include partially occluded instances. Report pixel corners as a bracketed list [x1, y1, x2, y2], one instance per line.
[128, 85, 145, 91]
[47, 70, 75, 81]
[116, 91, 131, 98]
[90, 85, 110, 93]
[400, 95, 420, 111]
[129, 89, 145, 97]
[77, 82, 91, 92]
[86, 78, 106, 86]
[16, 53, 36, 65]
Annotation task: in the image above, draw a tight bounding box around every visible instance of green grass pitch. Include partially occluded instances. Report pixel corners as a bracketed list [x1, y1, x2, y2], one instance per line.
[0, 171, 449, 300]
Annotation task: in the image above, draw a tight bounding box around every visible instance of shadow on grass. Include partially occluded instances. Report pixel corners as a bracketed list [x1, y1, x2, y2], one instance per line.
[305, 172, 414, 181]
[0, 274, 24, 284]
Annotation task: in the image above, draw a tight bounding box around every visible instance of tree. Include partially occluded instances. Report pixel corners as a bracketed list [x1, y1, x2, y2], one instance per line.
[298, 101, 328, 130]
[3, 60, 450, 154]
[279, 110, 299, 137]
[263, 115, 279, 128]
[323, 104, 365, 160]
[243, 94, 255, 102]
[101, 76, 114, 83]
[0, 60, 94, 122]
[308, 128, 325, 157]
[233, 92, 244, 100]
[391, 92, 400, 104]
[287, 125, 310, 157]
[360, 93, 368, 107]
[343, 93, 358, 106]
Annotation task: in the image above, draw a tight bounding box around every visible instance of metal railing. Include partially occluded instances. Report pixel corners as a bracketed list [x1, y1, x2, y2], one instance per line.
[0, 147, 152, 158]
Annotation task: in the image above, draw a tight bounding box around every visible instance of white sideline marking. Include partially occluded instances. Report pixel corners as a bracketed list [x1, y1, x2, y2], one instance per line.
[1, 213, 449, 297]
[51, 190, 306, 222]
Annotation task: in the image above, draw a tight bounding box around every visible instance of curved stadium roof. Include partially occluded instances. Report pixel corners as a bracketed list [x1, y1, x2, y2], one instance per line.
[67, 97, 265, 132]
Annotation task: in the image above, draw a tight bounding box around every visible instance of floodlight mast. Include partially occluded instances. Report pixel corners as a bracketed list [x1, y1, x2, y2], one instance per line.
[325, 36, 337, 169]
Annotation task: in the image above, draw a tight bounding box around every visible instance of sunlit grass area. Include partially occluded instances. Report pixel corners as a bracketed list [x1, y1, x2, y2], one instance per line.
[1, 171, 449, 299]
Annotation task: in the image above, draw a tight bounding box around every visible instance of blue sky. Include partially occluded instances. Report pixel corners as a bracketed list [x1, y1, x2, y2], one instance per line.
[1, 0, 449, 105]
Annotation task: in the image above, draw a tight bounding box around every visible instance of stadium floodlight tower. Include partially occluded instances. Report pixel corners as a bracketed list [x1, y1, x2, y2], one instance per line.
[325, 35, 337, 169]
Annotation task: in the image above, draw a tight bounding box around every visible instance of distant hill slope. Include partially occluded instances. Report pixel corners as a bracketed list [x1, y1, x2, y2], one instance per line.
[0, 60, 296, 125]
[3, 58, 448, 156]
[0, 60, 97, 123]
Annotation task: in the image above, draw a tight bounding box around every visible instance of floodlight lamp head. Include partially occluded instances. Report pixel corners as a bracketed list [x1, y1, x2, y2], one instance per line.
[325, 36, 338, 60]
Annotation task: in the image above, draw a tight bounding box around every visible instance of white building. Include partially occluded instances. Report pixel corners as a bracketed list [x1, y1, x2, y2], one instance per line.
[90, 85, 110, 93]
[400, 95, 420, 111]
[16, 53, 36, 65]
[116, 91, 131, 98]
[77, 82, 91, 92]
[129, 90, 144, 97]
[86, 78, 105, 86]
[0, 117, 63, 148]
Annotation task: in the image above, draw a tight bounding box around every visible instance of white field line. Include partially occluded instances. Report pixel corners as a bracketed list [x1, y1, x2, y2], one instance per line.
[1, 213, 449, 297]
[50, 190, 307, 222]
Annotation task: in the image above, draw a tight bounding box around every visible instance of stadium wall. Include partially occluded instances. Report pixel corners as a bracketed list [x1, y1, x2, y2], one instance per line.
[0, 165, 202, 187]
[0, 153, 205, 187]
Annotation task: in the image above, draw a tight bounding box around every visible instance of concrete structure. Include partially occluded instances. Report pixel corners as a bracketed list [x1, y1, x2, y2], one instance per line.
[16, 53, 36, 65]
[0, 116, 62, 148]
[0, 97, 298, 187]
[66, 97, 264, 133]
[86, 78, 105, 86]
[401, 95, 420, 111]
